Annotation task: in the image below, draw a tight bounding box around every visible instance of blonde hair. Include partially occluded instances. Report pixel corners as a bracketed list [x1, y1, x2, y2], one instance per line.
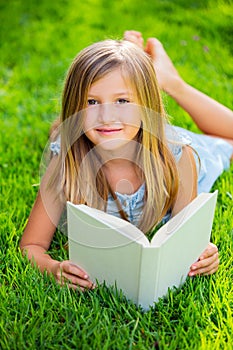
[50, 39, 179, 233]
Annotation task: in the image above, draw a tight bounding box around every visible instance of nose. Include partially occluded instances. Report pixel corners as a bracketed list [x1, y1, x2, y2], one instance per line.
[98, 103, 117, 124]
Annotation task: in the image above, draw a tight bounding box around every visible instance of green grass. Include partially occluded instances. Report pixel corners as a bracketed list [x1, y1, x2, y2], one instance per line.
[0, 0, 233, 348]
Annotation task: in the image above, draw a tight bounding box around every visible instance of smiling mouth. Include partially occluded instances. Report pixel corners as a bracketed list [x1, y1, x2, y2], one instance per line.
[95, 128, 123, 134]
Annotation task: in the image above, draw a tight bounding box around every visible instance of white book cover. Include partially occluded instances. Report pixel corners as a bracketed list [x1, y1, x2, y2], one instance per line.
[67, 191, 217, 309]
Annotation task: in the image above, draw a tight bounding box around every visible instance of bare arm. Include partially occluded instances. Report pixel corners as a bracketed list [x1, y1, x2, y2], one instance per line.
[172, 145, 197, 216]
[20, 190, 63, 273]
[20, 159, 94, 290]
[172, 145, 219, 275]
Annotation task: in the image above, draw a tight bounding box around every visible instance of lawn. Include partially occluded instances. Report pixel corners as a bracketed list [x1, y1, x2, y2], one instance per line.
[0, 0, 232, 349]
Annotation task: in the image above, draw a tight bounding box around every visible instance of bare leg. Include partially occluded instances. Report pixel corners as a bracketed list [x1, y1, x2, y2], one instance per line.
[124, 31, 233, 141]
[124, 31, 183, 94]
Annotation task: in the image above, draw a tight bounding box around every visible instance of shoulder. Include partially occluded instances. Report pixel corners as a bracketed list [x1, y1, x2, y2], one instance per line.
[177, 145, 198, 187]
[166, 125, 192, 162]
[172, 145, 198, 216]
[178, 144, 196, 167]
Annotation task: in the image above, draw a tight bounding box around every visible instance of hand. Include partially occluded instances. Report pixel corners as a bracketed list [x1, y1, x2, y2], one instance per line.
[52, 260, 95, 291]
[189, 243, 219, 276]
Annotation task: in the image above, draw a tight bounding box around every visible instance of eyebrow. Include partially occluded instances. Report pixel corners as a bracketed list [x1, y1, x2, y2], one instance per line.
[87, 91, 133, 97]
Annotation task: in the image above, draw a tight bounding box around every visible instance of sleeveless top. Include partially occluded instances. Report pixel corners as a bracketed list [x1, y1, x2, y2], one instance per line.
[50, 125, 233, 228]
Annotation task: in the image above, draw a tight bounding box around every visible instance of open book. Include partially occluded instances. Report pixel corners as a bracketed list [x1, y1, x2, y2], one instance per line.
[67, 191, 217, 310]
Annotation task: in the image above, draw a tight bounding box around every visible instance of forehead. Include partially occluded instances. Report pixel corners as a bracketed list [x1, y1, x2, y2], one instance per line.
[88, 68, 134, 95]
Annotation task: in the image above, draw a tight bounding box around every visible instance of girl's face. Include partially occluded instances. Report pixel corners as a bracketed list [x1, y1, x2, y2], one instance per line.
[83, 69, 141, 152]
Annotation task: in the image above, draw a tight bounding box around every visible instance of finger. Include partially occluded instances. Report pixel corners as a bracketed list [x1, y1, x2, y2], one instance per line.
[61, 260, 89, 279]
[56, 261, 92, 287]
[66, 284, 90, 292]
[193, 259, 219, 276]
[67, 282, 96, 292]
[60, 271, 95, 290]
[58, 279, 92, 292]
[189, 252, 219, 276]
[202, 263, 219, 276]
[199, 243, 218, 260]
[193, 251, 219, 270]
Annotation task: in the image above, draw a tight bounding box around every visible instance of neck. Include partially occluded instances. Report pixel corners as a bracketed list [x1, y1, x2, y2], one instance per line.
[93, 140, 143, 194]
[103, 159, 143, 194]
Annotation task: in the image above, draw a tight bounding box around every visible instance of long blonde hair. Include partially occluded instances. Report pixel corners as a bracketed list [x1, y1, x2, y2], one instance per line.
[50, 39, 179, 233]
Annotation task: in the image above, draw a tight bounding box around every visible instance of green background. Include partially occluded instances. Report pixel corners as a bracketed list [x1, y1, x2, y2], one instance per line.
[0, 0, 232, 349]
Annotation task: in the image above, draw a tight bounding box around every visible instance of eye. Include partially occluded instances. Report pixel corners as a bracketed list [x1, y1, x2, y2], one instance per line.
[87, 99, 98, 106]
[116, 98, 130, 104]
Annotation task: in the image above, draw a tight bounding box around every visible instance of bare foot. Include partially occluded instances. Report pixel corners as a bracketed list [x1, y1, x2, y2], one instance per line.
[124, 30, 144, 49]
[145, 38, 182, 94]
[124, 30, 183, 96]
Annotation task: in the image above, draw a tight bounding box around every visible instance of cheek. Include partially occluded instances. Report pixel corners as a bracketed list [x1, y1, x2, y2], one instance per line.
[122, 115, 141, 138]
[83, 117, 96, 144]
[83, 109, 98, 133]
[119, 104, 141, 129]
[126, 125, 141, 140]
[84, 130, 93, 143]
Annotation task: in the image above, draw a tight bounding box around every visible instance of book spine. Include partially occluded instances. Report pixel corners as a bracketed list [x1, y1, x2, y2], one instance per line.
[137, 247, 160, 310]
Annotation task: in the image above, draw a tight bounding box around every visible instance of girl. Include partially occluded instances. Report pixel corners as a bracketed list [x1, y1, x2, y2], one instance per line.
[20, 37, 232, 291]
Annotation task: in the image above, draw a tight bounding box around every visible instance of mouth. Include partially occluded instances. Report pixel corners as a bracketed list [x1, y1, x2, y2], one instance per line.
[95, 127, 123, 135]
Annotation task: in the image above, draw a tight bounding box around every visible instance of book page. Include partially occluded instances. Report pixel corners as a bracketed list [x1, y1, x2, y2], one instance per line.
[68, 203, 149, 248]
[148, 191, 217, 303]
[151, 191, 218, 247]
[67, 203, 146, 303]
[67, 192, 217, 309]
